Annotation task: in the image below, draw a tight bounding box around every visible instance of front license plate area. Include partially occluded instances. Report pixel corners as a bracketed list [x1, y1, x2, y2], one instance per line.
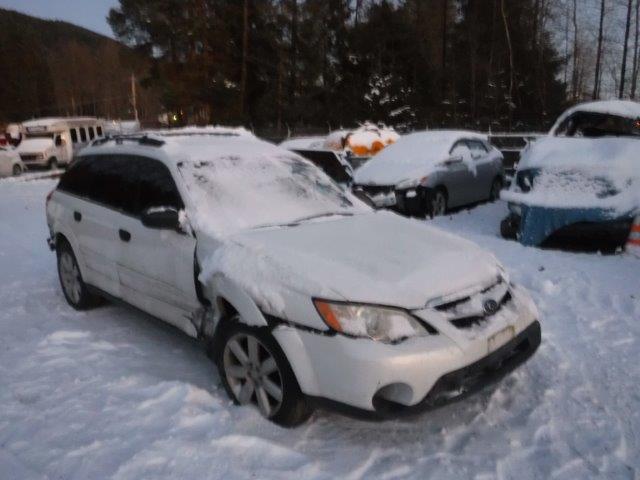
[488, 326, 515, 353]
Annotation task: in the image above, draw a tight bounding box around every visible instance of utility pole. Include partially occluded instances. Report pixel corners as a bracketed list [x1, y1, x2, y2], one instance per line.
[131, 73, 139, 122]
[620, 0, 633, 98]
[593, 0, 605, 100]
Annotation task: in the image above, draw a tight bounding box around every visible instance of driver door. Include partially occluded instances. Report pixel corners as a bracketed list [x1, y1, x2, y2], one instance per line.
[114, 155, 201, 336]
[444, 141, 476, 208]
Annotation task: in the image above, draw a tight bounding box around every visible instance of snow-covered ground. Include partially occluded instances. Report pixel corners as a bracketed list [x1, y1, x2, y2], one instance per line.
[1, 178, 639, 480]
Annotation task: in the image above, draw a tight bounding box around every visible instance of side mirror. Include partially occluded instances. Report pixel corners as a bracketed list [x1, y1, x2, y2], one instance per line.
[444, 155, 463, 166]
[141, 207, 181, 230]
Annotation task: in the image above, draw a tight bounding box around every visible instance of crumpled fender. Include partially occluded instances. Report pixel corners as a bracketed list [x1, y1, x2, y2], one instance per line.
[518, 204, 633, 246]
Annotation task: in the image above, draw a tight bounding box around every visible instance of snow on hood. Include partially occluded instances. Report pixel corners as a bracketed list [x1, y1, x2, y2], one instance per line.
[503, 136, 640, 213]
[550, 100, 640, 135]
[354, 130, 487, 186]
[147, 125, 255, 139]
[17, 137, 53, 152]
[279, 136, 326, 150]
[200, 211, 501, 312]
[167, 136, 369, 236]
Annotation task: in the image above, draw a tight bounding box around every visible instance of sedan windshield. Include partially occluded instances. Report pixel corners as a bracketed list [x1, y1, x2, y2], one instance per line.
[178, 153, 368, 235]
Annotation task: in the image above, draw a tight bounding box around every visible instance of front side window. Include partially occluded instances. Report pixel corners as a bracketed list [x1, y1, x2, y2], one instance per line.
[133, 157, 184, 214]
[96, 126, 103, 137]
[466, 140, 488, 158]
[555, 112, 640, 138]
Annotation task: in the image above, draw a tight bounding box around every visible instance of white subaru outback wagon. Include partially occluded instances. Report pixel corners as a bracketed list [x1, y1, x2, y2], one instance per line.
[46, 130, 541, 426]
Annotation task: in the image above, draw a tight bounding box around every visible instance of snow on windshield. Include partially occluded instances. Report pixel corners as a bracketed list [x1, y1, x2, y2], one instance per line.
[178, 149, 366, 236]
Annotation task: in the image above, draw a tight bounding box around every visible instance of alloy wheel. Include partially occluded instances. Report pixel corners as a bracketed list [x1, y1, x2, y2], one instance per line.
[431, 192, 447, 216]
[222, 332, 284, 418]
[59, 251, 82, 304]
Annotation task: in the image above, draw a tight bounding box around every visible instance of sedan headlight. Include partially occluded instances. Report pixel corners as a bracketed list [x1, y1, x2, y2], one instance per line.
[313, 299, 432, 343]
[396, 176, 428, 190]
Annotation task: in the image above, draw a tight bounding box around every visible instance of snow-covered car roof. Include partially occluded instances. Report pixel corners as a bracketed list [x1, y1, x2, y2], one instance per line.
[124, 129, 370, 236]
[354, 130, 488, 185]
[550, 100, 640, 135]
[279, 136, 326, 150]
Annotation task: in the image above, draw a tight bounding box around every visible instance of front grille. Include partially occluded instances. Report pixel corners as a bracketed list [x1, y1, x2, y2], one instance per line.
[432, 278, 512, 330]
[19, 154, 39, 162]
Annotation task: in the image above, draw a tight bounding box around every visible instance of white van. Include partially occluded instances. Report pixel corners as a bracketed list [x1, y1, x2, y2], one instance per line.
[16, 117, 105, 169]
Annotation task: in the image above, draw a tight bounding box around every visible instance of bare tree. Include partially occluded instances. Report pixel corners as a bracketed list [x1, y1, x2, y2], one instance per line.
[620, 0, 633, 98]
[593, 0, 606, 99]
[631, 0, 640, 98]
[239, 0, 250, 118]
[571, 0, 579, 100]
[501, 0, 514, 128]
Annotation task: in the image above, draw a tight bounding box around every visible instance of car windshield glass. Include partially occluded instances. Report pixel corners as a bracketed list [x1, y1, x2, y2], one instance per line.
[556, 112, 640, 138]
[178, 153, 367, 235]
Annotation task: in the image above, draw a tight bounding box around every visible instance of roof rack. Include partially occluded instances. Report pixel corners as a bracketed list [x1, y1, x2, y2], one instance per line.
[91, 134, 165, 148]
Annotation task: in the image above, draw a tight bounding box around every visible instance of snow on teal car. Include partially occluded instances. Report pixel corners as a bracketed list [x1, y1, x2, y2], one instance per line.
[500, 100, 640, 248]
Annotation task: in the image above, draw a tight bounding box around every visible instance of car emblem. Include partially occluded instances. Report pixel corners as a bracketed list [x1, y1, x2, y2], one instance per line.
[483, 299, 499, 316]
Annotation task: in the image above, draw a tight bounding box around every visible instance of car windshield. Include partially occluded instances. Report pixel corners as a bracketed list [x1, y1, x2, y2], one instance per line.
[555, 112, 640, 138]
[178, 152, 368, 235]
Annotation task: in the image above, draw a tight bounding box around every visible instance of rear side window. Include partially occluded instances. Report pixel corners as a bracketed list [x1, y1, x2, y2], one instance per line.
[88, 127, 95, 140]
[466, 140, 488, 158]
[70, 129, 78, 143]
[79, 128, 87, 142]
[58, 155, 183, 217]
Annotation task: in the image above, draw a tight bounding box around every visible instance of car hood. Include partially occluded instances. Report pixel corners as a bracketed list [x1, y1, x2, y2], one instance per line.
[17, 138, 53, 153]
[504, 136, 640, 213]
[207, 211, 502, 310]
[354, 160, 443, 187]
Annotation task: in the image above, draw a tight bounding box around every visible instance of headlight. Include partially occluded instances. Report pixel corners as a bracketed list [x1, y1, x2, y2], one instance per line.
[396, 176, 428, 190]
[313, 299, 432, 343]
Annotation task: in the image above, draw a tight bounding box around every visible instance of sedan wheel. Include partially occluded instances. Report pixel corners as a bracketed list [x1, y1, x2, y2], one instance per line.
[59, 251, 82, 305]
[217, 321, 312, 426]
[56, 240, 101, 310]
[223, 332, 284, 418]
[430, 190, 447, 217]
[12, 164, 22, 176]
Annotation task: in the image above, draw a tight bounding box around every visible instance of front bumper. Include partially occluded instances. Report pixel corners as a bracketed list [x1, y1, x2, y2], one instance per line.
[275, 287, 540, 415]
[503, 206, 633, 247]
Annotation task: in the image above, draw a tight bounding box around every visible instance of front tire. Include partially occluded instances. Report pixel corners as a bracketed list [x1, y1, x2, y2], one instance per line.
[12, 164, 22, 176]
[56, 240, 101, 310]
[427, 189, 447, 218]
[48, 157, 58, 170]
[217, 320, 312, 427]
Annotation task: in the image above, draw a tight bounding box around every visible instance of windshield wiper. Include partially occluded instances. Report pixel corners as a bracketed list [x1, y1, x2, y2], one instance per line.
[290, 211, 355, 223]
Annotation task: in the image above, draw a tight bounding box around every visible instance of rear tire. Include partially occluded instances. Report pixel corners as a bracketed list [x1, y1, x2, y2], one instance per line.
[12, 164, 21, 176]
[216, 320, 312, 427]
[489, 177, 503, 202]
[56, 239, 101, 310]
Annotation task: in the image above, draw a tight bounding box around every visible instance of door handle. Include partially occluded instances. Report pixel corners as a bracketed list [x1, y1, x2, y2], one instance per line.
[119, 229, 131, 242]
[73, 211, 82, 222]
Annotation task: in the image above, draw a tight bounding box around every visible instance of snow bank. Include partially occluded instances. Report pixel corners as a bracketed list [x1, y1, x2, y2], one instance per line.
[2, 180, 640, 479]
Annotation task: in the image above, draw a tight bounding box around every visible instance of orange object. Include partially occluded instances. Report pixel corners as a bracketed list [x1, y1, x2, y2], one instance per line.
[313, 300, 343, 332]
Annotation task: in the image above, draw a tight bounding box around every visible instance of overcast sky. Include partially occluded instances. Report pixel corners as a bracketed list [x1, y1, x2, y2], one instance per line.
[0, 0, 118, 37]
